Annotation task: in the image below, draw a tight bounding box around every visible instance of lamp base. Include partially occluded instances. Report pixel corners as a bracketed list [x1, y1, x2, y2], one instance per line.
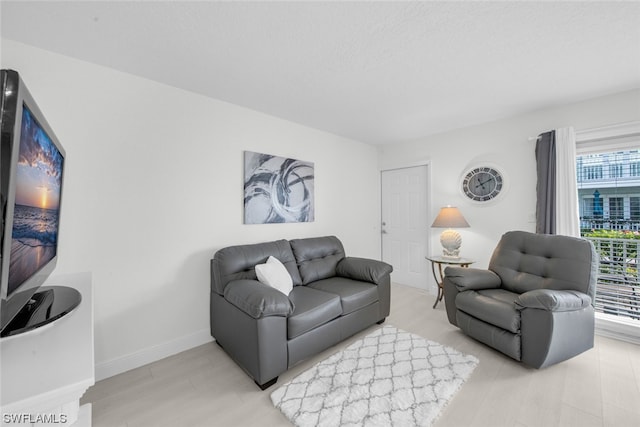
[440, 229, 462, 259]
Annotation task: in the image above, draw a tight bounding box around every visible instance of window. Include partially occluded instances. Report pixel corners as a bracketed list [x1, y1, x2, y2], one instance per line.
[581, 164, 603, 180]
[608, 197, 624, 220]
[631, 197, 640, 221]
[576, 123, 640, 326]
[609, 163, 624, 179]
[581, 198, 594, 217]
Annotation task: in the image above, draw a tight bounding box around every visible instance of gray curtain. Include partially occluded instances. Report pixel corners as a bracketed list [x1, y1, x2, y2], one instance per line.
[535, 130, 556, 234]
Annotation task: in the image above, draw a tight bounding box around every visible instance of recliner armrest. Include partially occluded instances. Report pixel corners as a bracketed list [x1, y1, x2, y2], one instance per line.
[336, 257, 393, 285]
[444, 267, 502, 291]
[515, 289, 592, 312]
[224, 279, 294, 319]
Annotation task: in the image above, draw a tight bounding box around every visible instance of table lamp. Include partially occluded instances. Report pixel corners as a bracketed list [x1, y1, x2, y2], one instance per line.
[431, 206, 470, 259]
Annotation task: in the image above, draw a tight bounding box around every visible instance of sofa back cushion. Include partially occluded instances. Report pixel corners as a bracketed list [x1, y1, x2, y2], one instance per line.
[290, 236, 346, 285]
[488, 231, 597, 298]
[211, 239, 302, 294]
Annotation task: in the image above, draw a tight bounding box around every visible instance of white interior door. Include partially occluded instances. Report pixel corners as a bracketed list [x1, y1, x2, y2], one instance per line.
[381, 165, 429, 289]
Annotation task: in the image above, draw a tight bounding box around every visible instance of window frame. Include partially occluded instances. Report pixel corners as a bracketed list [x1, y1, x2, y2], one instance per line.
[575, 121, 640, 344]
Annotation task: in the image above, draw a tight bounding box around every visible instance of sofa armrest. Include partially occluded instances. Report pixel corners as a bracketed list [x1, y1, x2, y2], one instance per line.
[515, 289, 592, 312]
[444, 267, 502, 291]
[336, 257, 393, 285]
[223, 279, 294, 319]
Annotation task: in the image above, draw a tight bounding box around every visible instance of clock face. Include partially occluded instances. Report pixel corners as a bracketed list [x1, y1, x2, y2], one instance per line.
[461, 166, 504, 202]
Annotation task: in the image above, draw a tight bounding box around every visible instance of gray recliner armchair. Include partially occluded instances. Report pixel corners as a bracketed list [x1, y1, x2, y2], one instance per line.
[443, 230, 598, 368]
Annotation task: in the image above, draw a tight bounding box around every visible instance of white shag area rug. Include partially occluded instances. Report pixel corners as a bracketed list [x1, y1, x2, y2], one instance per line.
[270, 325, 478, 427]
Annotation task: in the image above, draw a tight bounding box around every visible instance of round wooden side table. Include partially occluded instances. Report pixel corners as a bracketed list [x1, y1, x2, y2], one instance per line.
[426, 255, 475, 309]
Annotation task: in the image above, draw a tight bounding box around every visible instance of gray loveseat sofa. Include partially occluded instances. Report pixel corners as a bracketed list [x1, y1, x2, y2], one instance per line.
[443, 231, 598, 369]
[210, 235, 393, 389]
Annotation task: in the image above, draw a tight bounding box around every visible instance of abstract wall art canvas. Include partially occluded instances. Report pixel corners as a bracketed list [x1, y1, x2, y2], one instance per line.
[244, 151, 315, 224]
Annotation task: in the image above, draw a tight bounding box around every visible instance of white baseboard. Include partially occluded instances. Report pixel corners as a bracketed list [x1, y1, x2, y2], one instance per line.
[94, 329, 214, 381]
[595, 315, 640, 345]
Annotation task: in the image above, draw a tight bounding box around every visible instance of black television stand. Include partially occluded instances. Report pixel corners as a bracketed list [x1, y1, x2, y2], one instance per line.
[0, 285, 81, 337]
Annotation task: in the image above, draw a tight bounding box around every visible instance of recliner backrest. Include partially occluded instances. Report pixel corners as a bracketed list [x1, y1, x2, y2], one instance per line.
[211, 239, 303, 294]
[488, 231, 597, 299]
[290, 236, 346, 285]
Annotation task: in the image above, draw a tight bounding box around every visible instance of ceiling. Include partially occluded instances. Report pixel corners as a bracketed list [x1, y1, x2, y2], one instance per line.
[1, 1, 639, 145]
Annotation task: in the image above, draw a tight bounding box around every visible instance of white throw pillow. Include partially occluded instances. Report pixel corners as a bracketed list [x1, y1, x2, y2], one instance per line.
[255, 256, 294, 296]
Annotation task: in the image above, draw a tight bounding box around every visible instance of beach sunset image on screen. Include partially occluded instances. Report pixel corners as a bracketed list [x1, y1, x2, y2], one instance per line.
[8, 105, 64, 294]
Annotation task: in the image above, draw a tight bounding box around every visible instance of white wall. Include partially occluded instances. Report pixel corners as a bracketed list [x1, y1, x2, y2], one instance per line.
[380, 89, 640, 291]
[5, 37, 639, 378]
[1, 40, 381, 379]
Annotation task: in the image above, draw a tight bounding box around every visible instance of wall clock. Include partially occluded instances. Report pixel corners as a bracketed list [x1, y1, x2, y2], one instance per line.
[460, 165, 505, 203]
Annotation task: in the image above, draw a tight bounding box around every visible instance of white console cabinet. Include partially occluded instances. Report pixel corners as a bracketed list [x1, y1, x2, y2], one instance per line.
[1, 273, 94, 426]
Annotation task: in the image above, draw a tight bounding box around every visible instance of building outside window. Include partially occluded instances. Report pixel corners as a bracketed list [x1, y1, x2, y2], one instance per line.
[577, 150, 640, 230]
[577, 148, 640, 323]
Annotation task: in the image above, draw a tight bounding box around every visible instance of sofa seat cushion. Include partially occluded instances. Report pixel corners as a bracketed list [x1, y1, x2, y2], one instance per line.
[309, 277, 378, 315]
[456, 288, 521, 333]
[287, 286, 342, 339]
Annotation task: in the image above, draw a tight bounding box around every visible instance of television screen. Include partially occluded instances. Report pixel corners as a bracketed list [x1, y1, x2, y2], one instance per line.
[1, 69, 78, 337]
[8, 104, 64, 295]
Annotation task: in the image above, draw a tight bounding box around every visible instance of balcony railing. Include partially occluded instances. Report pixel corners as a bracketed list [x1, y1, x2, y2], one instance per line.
[581, 218, 640, 231]
[585, 236, 640, 321]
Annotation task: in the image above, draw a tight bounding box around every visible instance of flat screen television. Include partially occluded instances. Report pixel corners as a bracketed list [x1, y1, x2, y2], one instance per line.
[1, 69, 80, 337]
